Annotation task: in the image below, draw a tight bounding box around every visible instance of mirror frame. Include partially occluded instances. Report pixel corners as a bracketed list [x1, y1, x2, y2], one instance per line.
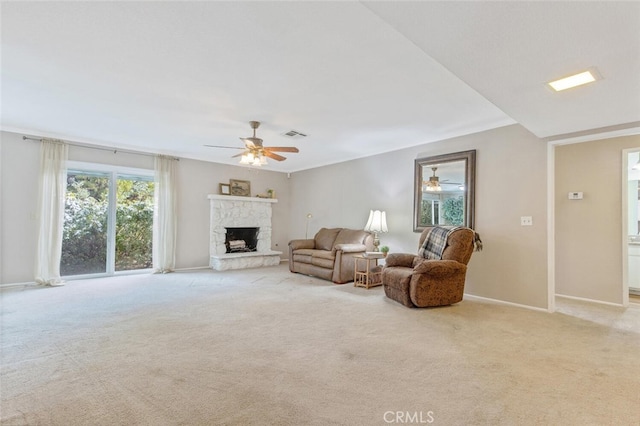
[413, 149, 476, 232]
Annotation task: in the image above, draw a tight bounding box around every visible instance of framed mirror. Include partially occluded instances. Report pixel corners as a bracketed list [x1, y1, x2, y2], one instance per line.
[414, 150, 476, 231]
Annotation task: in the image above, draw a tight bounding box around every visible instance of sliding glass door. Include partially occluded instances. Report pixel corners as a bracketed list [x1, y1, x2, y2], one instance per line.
[61, 163, 154, 277]
[61, 170, 110, 275]
[114, 174, 154, 271]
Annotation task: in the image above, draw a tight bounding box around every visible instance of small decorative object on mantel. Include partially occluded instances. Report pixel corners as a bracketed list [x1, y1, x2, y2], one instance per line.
[229, 179, 251, 197]
[256, 188, 277, 199]
[219, 183, 230, 195]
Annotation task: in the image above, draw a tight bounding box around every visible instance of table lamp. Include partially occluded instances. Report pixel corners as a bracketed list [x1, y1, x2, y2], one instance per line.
[364, 210, 388, 251]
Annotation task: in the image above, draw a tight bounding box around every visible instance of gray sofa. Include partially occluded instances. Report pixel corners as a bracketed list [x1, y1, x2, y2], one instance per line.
[288, 228, 375, 284]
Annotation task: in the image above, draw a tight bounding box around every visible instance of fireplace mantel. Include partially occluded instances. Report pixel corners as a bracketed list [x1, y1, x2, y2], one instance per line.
[208, 194, 281, 271]
[207, 194, 277, 203]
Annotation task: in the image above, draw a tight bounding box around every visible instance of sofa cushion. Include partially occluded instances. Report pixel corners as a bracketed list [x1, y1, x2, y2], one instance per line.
[292, 254, 312, 264]
[311, 251, 335, 269]
[292, 249, 316, 265]
[333, 229, 368, 247]
[312, 250, 335, 260]
[314, 228, 341, 251]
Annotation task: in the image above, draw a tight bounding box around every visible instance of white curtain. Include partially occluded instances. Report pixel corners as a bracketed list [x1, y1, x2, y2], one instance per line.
[34, 139, 68, 286]
[153, 155, 177, 273]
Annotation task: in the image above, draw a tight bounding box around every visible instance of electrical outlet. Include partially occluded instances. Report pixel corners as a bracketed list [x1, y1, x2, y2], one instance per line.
[521, 216, 533, 226]
[568, 192, 583, 200]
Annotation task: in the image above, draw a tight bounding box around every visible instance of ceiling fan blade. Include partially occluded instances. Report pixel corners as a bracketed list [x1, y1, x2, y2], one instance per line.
[263, 151, 287, 161]
[231, 152, 246, 158]
[264, 147, 299, 153]
[204, 145, 244, 150]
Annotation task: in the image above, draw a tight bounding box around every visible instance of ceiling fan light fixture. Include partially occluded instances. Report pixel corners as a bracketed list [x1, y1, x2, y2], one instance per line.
[251, 154, 267, 167]
[209, 120, 298, 166]
[424, 167, 442, 191]
[239, 150, 268, 167]
[423, 179, 442, 192]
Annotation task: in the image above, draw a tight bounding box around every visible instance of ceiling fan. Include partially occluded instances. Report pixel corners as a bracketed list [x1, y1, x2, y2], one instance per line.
[423, 167, 464, 192]
[204, 121, 299, 166]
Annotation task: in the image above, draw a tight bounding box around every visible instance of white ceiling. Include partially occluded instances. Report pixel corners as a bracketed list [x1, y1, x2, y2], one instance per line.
[2, 1, 639, 172]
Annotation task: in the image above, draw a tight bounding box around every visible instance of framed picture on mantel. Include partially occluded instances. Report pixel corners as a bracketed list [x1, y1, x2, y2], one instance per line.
[229, 179, 251, 197]
[219, 183, 230, 195]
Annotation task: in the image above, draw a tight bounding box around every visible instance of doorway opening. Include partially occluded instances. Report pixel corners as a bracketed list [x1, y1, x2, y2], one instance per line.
[624, 149, 640, 301]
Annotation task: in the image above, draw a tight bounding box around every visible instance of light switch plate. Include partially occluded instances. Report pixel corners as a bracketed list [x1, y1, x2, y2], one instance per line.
[521, 216, 533, 226]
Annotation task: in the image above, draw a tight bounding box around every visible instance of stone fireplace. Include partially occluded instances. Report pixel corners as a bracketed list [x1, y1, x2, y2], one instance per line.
[208, 195, 282, 271]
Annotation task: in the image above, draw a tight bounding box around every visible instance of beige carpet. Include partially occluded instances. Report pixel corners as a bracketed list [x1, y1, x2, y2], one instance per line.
[1, 265, 639, 425]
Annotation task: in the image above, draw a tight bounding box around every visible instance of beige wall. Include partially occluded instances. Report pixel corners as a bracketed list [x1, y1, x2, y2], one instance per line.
[0, 132, 40, 284]
[290, 124, 549, 308]
[11, 124, 617, 310]
[555, 134, 640, 304]
[173, 157, 291, 269]
[0, 130, 291, 283]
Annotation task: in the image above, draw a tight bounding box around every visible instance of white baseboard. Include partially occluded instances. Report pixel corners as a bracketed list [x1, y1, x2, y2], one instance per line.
[174, 266, 211, 272]
[464, 293, 550, 313]
[0, 281, 37, 289]
[555, 293, 624, 307]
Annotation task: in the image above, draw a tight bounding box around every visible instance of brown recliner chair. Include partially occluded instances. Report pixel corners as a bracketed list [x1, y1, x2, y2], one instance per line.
[382, 227, 479, 308]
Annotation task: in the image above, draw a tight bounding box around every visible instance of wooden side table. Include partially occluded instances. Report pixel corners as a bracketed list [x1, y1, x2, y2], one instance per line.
[354, 255, 383, 289]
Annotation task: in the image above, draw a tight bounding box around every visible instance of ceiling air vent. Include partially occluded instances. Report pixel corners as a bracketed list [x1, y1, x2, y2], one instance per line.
[282, 130, 307, 139]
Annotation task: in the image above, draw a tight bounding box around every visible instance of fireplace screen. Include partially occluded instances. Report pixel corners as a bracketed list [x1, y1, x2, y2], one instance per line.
[225, 227, 259, 253]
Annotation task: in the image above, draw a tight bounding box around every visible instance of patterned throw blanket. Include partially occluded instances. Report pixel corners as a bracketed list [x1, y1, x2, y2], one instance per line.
[418, 226, 463, 260]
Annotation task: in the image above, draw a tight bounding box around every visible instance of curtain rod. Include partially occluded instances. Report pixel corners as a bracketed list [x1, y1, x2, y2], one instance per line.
[22, 136, 180, 161]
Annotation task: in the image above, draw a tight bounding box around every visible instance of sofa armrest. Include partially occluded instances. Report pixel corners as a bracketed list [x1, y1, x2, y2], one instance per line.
[413, 259, 467, 277]
[331, 246, 366, 284]
[385, 253, 416, 268]
[334, 243, 366, 253]
[289, 239, 316, 250]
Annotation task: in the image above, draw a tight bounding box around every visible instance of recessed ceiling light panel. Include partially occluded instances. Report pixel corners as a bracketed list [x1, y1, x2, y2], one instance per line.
[547, 68, 601, 92]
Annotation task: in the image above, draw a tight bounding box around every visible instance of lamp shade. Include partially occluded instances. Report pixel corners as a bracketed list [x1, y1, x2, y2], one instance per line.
[364, 210, 388, 233]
